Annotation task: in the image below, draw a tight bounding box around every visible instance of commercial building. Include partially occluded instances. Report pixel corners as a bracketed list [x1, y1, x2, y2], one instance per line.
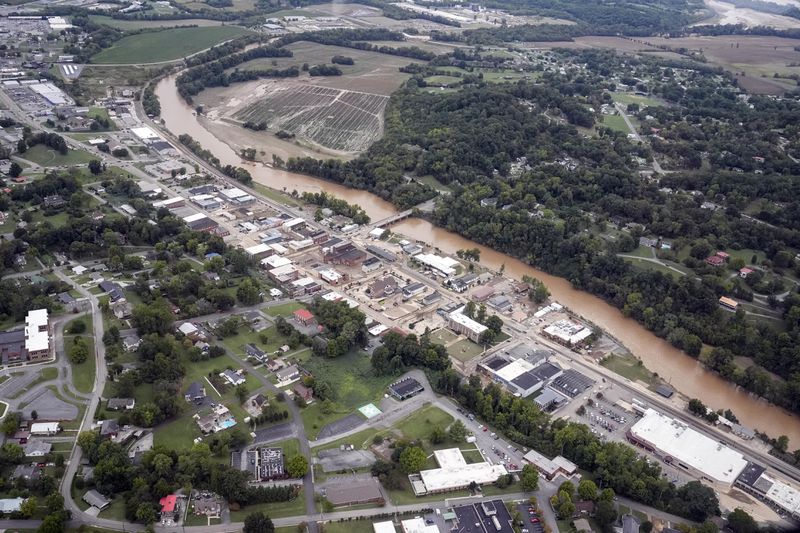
[522, 449, 577, 480]
[388, 377, 424, 401]
[220, 187, 255, 205]
[736, 462, 800, 520]
[542, 319, 593, 347]
[451, 500, 515, 533]
[479, 355, 562, 398]
[30, 422, 60, 436]
[245, 243, 273, 260]
[373, 521, 397, 533]
[0, 308, 49, 363]
[256, 447, 285, 480]
[413, 253, 459, 277]
[183, 213, 218, 232]
[410, 448, 507, 495]
[627, 409, 747, 490]
[323, 477, 384, 507]
[446, 306, 487, 342]
[401, 517, 439, 533]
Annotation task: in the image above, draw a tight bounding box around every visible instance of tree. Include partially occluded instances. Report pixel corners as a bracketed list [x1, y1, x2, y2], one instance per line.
[20, 496, 37, 518]
[688, 398, 707, 417]
[726, 508, 758, 533]
[520, 463, 539, 492]
[45, 493, 64, 514]
[578, 479, 598, 501]
[237, 278, 261, 305]
[235, 383, 248, 404]
[286, 455, 308, 478]
[448, 420, 467, 442]
[88, 159, 104, 175]
[69, 337, 90, 364]
[244, 511, 275, 533]
[399, 446, 427, 473]
[8, 162, 22, 178]
[37, 512, 65, 533]
[430, 426, 446, 444]
[595, 499, 617, 530]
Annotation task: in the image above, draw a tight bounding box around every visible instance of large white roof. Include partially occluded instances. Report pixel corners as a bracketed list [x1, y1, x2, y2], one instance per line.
[495, 358, 534, 382]
[262, 255, 292, 269]
[418, 448, 506, 493]
[373, 521, 396, 533]
[24, 309, 49, 353]
[448, 307, 487, 335]
[245, 243, 271, 256]
[130, 126, 159, 140]
[401, 517, 439, 533]
[415, 253, 459, 276]
[630, 409, 747, 485]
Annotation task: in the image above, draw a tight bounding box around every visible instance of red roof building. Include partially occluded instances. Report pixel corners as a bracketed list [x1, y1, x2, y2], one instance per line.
[159, 495, 177, 513]
[739, 267, 754, 278]
[705, 255, 725, 267]
[715, 251, 730, 260]
[293, 308, 315, 325]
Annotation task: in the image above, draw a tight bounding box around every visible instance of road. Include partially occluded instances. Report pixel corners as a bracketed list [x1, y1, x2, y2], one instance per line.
[53, 268, 110, 527]
[614, 102, 664, 175]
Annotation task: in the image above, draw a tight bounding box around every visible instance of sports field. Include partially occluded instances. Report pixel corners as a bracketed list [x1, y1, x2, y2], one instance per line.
[91, 26, 251, 64]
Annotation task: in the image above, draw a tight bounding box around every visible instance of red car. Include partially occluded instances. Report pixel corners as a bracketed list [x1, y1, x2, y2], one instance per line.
[530, 518, 540, 523]
[483, 427, 488, 432]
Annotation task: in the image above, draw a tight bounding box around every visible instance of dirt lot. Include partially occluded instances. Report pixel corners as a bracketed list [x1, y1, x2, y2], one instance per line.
[698, 0, 800, 29]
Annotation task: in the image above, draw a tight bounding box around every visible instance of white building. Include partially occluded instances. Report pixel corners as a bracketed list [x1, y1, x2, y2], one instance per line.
[373, 521, 396, 533]
[130, 126, 160, 141]
[25, 309, 50, 360]
[401, 517, 439, 533]
[410, 448, 506, 495]
[627, 409, 747, 490]
[542, 319, 592, 346]
[30, 422, 60, 436]
[245, 243, 272, 259]
[414, 253, 460, 277]
[447, 306, 487, 342]
[261, 255, 292, 270]
[0, 497, 26, 514]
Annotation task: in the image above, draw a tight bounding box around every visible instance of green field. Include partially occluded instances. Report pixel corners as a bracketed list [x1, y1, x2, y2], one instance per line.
[91, 26, 251, 64]
[600, 352, 655, 385]
[611, 92, 663, 108]
[264, 301, 306, 317]
[448, 338, 485, 362]
[228, 490, 306, 521]
[300, 350, 393, 439]
[601, 115, 630, 133]
[394, 405, 453, 442]
[424, 75, 461, 86]
[21, 145, 95, 167]
[89, 15, 223, 30]
[622, 257, 687, 277]
[67, 335, 97, 394]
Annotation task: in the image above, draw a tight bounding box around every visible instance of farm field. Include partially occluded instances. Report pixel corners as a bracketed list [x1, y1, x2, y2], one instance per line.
[89, 16, 223, 29]
[234, 84, 389, 152]
[91, 26, 251, 64]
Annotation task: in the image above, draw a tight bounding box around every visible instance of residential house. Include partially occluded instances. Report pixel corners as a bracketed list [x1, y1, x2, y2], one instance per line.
[82, 490, 110, 510]
[43, 195, 65, 208]
[275, 364, 300, 383]
[245, 343, 268, 362]
[192, 496, 220, 517]
[100, 419, 119, 439]
[159, 494, 179, 522]
[12, 464, 40, 481]
[112, 300, 132, 319]
[23, 440, 51, 457]
[739, 267, 754, 278]
[194, 404, 235, 433]
[184, 381, 206, 403]
[220, 369, 245, 386]
[0, 497, 26, 515]
[251, 394, 269, 410]
[293, 383, 314, 403]
[367, 276, 399, 299]
[122, 334, 141, 352]
[107, 398, 135, 411]
[293, 308, 315, 326]
[177, 322, 202, 340]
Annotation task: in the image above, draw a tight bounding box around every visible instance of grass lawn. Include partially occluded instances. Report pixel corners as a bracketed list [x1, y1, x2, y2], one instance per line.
[429, 328, 458, 345]
[228, 490, 306, 521]
[21, 145, 95, 167]
[600, 352, 655, 385]
[725, 248, 767, 265]
[312, 427, 382, 454]
[254, 183, 299, 207]
[448, 338, 486, 362]
[153, 410, 203, 450]
[10, 367, 61, 398]
[97, 498, 127, 521]
[320, 521, 376, 533]
[601, 115, 631, 134]
[264, 301, 306, 317]
[185, 512, 222, 527]
[71, 337, 97, 394]
[625, 246, 655, 259]
[221, 324, 289, 359]
[270, 437, 301, 458]
[300, 350, 394, 439]
[394, 404, 453, 442]
[424, 75, 461, 85]
[610, 92, 663, 108]
[91, 26, 251, 64]
[622, 257, 687, 277]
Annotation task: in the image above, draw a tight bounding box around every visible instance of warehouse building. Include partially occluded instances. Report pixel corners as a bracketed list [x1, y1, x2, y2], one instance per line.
[627, 409, 747, 490]
[446, 307, 487, 342]
[542, 319, 593, 347]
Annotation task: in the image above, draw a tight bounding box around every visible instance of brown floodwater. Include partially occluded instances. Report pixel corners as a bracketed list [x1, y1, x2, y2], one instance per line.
[156, 75, 800, 444]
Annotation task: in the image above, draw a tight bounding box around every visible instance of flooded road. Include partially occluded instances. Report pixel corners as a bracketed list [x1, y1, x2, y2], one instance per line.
[156, 74, 800, 443]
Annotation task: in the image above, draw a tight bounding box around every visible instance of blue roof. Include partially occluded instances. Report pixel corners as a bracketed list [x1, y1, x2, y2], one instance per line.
[205, 252, 221, 258]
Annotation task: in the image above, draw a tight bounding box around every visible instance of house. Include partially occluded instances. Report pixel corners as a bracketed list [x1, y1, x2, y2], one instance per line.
[185, 381, 206, 403]
[30, 422, 60, 436]
[275, 364, 300, 383]
[43, 195, 65, 208]
[705, 255, 725, 267]
[573, 500, 595, 517]
[245, 343, 268, 361]
[487, 294, 512, 312]
[362, 257, 381, 273]
[293, 383, 314, 403]
[739, 267, 754, 278]
[220, 369, 245, 386]
[193, 496, 221, 517]
[112, 300, 133, 319]
[82, 490, 111, 510]
[57, 292, 76, 305]
[100, 419, 119, 439]
[160, 494, 179, 521]
[402, 282, 426, 300]
[122, 334, 141, 352]
[573, 518, 593, 533]
[719, 296, 738, 311]
[0, 497, 26, 515]
[23, 440, 51, 457]
[194, 404, 235, 433]
[368, 276, 399, 299]
[293, 308, 315, 326]
[72, 265, 88, 275]
[107, 398, 135, 411]
[251, 394, 269, 410]
[621, 514, 640, 533]
[12, 464, 40, 481]
[177, 322, 201, 340]
[11, 431, 30, 444]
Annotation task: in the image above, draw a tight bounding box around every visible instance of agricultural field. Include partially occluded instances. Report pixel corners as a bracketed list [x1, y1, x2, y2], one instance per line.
[89, 16, 223, 30]
[90, 26, 251, 64]
[234, 84, 389, 152]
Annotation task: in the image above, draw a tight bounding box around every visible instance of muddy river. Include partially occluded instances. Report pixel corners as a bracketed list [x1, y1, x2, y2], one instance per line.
[156, 74, 800, 444]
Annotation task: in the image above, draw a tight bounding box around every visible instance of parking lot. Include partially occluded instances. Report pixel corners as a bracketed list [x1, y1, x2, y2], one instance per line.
[517, 502, 545, 533]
